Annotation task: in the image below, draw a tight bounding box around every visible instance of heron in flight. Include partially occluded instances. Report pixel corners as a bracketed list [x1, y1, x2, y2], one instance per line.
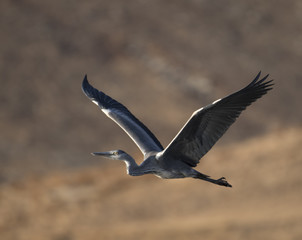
[82, 72, 273, 187]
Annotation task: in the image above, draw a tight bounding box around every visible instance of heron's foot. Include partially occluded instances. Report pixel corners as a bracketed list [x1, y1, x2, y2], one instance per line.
[215, 177, 232, 187]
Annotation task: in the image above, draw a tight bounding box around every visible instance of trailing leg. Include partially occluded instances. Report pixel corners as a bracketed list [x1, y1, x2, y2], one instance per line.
[193, 171, 232, 187]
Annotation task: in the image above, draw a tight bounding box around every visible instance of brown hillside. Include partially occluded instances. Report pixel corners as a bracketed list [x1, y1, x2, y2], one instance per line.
[0, 127, 301, 240]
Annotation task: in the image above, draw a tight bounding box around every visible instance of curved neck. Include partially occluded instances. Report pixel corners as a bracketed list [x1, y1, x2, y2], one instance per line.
[122, 154, 141, 176]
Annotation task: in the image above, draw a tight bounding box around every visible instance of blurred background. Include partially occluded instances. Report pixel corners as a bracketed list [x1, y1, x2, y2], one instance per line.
[1, 0, 302, 239]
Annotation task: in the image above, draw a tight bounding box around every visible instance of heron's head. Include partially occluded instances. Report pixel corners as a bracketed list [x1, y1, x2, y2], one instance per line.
[91, 150, 129, 160]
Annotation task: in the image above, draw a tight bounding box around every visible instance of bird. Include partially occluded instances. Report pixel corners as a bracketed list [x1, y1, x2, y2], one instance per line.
[82, 72, 273, 187]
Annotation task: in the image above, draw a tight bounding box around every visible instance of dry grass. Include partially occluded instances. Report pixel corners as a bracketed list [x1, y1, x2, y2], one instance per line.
[1, 127, 301, 240]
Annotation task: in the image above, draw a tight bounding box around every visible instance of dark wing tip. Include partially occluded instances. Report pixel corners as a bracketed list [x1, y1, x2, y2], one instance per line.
[236, 72, 274, 106]
[81, 75, 126, 110]
[81, 74, 101, 103]
[246, 72, 274, 91]
[82, 74, 90, 95]
[256, 74, 274, 91]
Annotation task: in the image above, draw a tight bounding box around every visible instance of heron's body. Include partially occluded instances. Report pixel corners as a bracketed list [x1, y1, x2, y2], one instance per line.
[82, 72, 273, 187]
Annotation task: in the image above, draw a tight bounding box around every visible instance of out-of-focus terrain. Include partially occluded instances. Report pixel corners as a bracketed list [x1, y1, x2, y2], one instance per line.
[0, 0, 301, 239]
[1, 128, 302, 240]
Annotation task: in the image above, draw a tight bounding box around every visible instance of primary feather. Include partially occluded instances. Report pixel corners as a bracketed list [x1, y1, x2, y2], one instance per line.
[82, 76, 164, 157]
[162, 72, 273, 167]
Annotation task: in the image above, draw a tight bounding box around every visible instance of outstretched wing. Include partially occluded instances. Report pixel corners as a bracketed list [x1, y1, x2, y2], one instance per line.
[161, 72, 273, 167]
[82, 76, 164, 156]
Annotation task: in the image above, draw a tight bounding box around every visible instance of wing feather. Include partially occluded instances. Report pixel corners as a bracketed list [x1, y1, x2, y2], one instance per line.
[82, 76, 164, 156]
[162, 72, 273, 167]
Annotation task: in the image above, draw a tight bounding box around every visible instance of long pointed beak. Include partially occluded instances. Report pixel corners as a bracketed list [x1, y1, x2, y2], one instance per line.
[91, 151, 112, 157]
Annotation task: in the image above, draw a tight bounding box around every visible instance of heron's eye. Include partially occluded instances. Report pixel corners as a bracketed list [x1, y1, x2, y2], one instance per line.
[113, 151, 118, 156]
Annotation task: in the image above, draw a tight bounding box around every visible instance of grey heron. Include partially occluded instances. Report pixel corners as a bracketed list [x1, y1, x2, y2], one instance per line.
[82, 72, 273, 187]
